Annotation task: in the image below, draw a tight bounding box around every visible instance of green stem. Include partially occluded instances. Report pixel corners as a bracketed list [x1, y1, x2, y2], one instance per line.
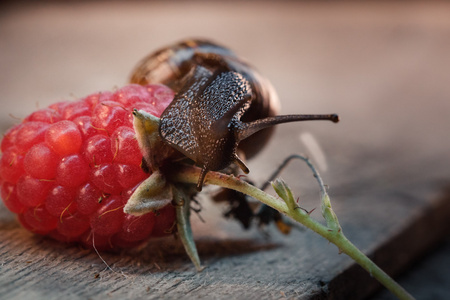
[169, 166, 414, 300]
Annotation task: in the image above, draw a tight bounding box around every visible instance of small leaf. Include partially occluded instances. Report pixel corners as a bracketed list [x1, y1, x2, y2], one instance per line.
[271, 178, 296, 212]
[321, 192, 341, 231]
[124, 171, 172, 216]
[173, 187, 204, 271]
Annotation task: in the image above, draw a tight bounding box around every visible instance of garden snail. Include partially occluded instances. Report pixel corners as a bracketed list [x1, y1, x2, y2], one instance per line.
[130, 39, 339, 191]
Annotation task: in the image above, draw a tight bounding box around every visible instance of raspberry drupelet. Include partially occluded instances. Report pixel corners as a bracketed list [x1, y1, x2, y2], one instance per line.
[0, 84, 176, 250]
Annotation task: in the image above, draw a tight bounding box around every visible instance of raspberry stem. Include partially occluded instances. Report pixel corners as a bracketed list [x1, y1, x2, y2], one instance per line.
[168, 163, 414, 300]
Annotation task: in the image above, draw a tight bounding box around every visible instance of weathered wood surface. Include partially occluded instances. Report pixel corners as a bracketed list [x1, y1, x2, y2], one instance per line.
[1, 2, 450, 299]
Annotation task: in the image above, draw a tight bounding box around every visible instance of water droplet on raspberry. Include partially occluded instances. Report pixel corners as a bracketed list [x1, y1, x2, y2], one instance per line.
[83, 134, 113, 166]
[45, 185, 77, 217]
[16, 175, 54, 207]
[90, 196, 124, 236]
[56, 154, 90, 187]
[24, 143, 59, 179]
[45, 120, 82, 156]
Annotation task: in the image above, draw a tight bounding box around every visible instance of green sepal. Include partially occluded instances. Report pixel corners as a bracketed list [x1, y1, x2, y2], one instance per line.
[173, 187, 204, 272]
[124, 171, 172, 216]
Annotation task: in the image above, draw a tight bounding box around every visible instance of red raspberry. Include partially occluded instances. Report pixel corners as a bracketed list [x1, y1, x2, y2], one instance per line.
[0, 84, 176, 250]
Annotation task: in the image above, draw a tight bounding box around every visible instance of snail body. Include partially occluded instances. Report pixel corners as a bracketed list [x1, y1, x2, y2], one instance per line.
[130, 39, 280, 160]
[130, 39, 338, 190]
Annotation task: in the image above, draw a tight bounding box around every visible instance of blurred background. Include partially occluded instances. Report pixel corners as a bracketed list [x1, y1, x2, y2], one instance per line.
[1, 1, 450, 299]
[1, 1, 450, 170]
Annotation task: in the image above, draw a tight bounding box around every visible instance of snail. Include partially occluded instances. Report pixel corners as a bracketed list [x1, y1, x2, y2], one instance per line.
[127, 39, 339, 270]
[130, 39, 339, 191]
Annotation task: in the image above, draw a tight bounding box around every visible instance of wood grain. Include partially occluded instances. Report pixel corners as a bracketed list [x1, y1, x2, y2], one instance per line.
[1, 2, 450, 299]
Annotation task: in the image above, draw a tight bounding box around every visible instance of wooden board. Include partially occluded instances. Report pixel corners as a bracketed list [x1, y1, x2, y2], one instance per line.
[1, 2, 450, 299]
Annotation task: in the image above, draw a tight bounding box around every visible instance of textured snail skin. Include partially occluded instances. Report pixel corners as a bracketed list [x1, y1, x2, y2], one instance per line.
[129, 38, 280, 160]
[130, 39, 338, 190]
